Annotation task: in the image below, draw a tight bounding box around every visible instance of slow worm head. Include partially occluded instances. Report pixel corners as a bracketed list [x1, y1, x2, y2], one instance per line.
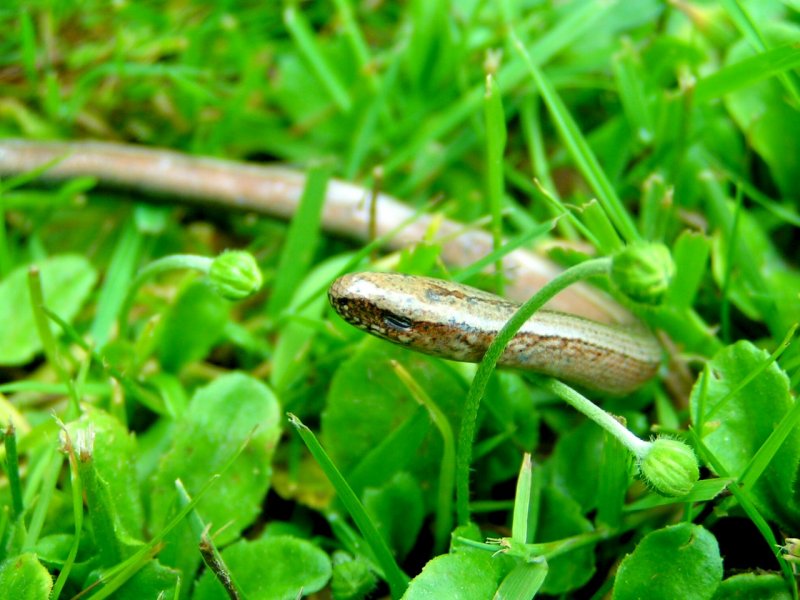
[329, 272, 661, 394]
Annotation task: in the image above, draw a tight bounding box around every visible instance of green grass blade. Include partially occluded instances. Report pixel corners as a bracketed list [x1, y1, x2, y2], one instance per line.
[511, 33, 638, 245]
[268, 161, 331, 318]
[484, 74, 508, 295]
[383, 0, 617, 174]
[283, 5, 353, 112]
[695, 43, 800, 102]
[90, 217, 143, 348]
[719, 0, 800, 105]
[330, 0, 372, 76]
[511, 453, 533, 544]
[451, 219, 554, 284]
[288, 413, 409, 598]
[691, 430, 798, 595]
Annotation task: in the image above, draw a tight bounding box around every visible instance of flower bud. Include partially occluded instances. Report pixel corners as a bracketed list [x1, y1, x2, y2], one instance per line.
[638, 438, 699, 497]
[208, 251, 263, 301]
[610, 242, 674, 305]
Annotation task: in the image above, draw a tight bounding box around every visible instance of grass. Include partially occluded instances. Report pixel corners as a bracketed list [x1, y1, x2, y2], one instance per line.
[0, 1, 799, 599]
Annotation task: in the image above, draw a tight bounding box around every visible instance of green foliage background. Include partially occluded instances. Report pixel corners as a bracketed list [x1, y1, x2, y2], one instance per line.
[0, 1, 799, 599]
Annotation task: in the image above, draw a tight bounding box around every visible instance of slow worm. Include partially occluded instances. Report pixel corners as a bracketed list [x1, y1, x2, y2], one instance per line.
[0, 139, 634, 323]
[329, 272, 660, 394]
[0, 139, 662, 392]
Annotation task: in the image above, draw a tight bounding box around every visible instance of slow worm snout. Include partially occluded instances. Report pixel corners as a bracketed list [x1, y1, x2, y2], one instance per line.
[328, 272, 661, 394]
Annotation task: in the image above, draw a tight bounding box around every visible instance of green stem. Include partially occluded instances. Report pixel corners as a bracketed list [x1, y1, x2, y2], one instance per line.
[455, 257, 611, 525]
[540, 378, 650, 458]
[118, 254, 213, 338]
[3, 424, 23, 520]
[27, 266, 80, 417]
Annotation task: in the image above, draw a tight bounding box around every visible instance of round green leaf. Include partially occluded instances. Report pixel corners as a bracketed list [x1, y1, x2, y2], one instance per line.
[148, 373, 281, 578]
[613, 524, 722, 600]
[402, 551, 503, 600]
[0, 553, 53, 599]
[690, 340, 800, 528]
[193, 535, 331, 600]
[157, 281, 229, 372]
[0, 254, 96, 365]
[712, 573, 792, 600]
[322, 339, 465, 505]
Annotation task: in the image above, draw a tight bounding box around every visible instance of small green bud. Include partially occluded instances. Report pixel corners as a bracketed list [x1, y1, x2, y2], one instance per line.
[638, 438, 699, 497]
[610, 242, 675, 305]
[208, 251, 263, 300]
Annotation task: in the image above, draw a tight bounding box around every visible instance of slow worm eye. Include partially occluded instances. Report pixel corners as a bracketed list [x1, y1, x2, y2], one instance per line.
[383, 313, 413, 330]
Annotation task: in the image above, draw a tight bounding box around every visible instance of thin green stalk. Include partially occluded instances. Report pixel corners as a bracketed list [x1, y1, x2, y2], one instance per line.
[51, 427, 85, 600]
[283, 5, 352, 112]
[519, 99, 581, 241]
[455, 257, 611, 525]
[540, 379, 649, 457]
[330, 0, 373, 88]
[720, 185, 744, 343]
[288, 413, 409, 598]
[23, 449, 62, 550]
[3, 424, 23, 520]
[118, 254, 212, 338]
[27, 266, 80, 417]
[176, 480, 242, 600]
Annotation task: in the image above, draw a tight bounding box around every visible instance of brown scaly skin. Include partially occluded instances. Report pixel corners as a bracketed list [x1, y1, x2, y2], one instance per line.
[329, 272, 661, 394]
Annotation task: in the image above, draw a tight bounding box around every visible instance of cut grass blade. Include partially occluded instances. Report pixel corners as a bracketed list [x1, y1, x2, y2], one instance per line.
[511, 453, 533, 545]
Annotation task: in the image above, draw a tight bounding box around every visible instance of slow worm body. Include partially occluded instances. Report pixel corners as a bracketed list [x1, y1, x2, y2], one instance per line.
[329, 272, 661, 394]
[0, 139, 662, 392]
[0, 139, 633, 323]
